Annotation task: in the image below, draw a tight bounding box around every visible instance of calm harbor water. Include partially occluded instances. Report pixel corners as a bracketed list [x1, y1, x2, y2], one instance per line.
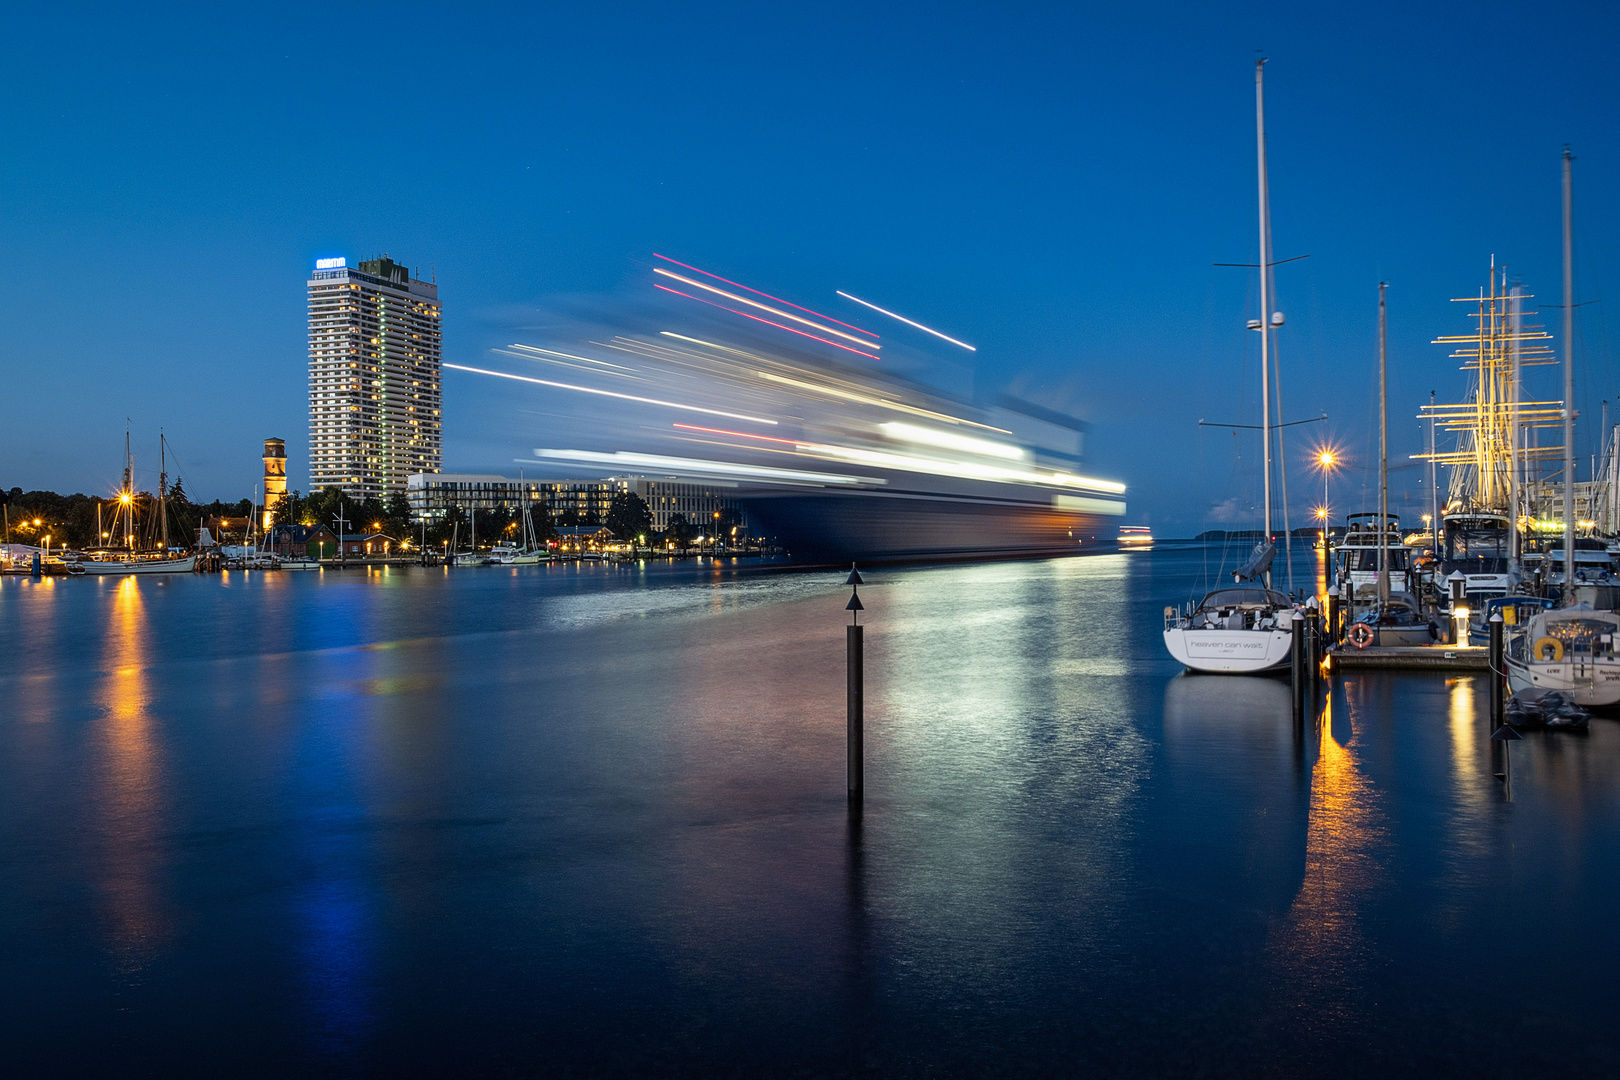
[2, 548, 1618, 1077]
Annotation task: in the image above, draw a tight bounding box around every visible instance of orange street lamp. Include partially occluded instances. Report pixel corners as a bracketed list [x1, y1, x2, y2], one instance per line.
[1315, 449, 1339, 527]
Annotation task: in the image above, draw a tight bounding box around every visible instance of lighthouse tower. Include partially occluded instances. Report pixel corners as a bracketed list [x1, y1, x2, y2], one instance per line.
[263, 438, 287, 531]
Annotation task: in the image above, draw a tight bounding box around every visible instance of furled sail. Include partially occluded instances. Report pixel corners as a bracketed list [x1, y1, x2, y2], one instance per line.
[1232, 541, 1275, 583]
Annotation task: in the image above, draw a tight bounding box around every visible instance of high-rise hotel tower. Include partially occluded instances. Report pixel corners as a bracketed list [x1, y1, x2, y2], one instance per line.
[307, 255, 442, 500]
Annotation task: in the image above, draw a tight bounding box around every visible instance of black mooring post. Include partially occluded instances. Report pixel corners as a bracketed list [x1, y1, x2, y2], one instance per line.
[848, 624, 863, 798]
[1290, 609, 1305, 727]
[1305, 601, 1321, 685]
[1325, 585, 1339, 649]
[1491, 723, 1520, 799]
[1489, 611, 1505, 728]
[845, 564, 865, 802]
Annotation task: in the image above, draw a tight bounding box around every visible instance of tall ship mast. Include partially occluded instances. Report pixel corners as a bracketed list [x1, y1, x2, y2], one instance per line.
[1417, 263, 1561, 530]
[1414, 264, 1563, 632]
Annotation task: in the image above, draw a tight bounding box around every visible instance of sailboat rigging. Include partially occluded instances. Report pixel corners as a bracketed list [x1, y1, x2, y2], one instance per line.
[1163, 59, 1299, 674]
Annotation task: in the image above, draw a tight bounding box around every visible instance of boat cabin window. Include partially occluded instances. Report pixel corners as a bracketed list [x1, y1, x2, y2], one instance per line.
[1540, 617, 1620, 654]
[1348, 548, 1409, 571]
[1197, 588, 1290, 609]
[1444, 521, 1508, 564]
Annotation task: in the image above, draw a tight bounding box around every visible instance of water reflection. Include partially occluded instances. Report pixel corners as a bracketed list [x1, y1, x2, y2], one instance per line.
[1269, 690, 1385, 1021]
[92, 576, 170, 969]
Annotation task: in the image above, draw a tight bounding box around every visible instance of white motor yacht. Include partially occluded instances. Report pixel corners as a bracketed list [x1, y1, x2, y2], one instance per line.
[1333, 513, 1412, 599]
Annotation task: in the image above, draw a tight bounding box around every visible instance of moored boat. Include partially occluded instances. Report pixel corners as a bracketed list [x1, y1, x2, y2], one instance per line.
[1164, 585, 1296, 673]
[80, 554, 198, 575]
[1162, 60, 1296, 675]
[1505, 606, 1620, 707]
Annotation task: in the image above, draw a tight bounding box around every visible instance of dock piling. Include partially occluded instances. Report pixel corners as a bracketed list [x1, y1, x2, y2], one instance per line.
[1305, 599, 1321, 685]
[1491, 723, 1520, 799]
[1325, 585, 1339, 648]
[845, 564, 864, 803]
[1290, 609, 1306, 727]
[1488, 611, 1505, 728]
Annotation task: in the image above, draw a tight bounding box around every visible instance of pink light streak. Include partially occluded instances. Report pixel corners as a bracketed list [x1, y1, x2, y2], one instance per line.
[654, 254, 878, 339]
[653, 284, 882, 360]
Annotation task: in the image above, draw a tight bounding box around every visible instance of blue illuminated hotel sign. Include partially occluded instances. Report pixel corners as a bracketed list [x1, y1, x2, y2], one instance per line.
[315, 257, 347, 270]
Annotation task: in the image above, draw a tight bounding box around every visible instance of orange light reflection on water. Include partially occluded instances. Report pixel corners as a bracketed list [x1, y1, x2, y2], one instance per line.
[93, 576, 170, 968]
[1270, 688, 1385, 1018]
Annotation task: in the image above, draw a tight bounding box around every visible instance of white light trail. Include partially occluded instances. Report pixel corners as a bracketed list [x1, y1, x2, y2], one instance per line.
[655, 269, 879, 349]
[836, 291, 977, 351]
[798, 442, 1124, 493]
[508, 344, 634, 370]
[444, 363, 778, 425]
[526, 450, 874, 487]
[753, 370, 1011, 432]
[879, 421, 1024, 460]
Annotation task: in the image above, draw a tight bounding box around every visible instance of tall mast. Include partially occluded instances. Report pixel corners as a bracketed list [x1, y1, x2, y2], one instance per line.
[1509, 281, 1522, 559]
[1429, 390, 1439, 550]
[159, 432, 169, 552]
[1561, 147, 1576, 599]
[1378, 283, 1389, 604]
[1255, 61, 1273, 561]
[124, 426, 134, 552]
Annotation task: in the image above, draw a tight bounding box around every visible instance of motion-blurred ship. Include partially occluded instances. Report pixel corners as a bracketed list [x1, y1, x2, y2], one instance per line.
[464, 255, 1127, 564]
[738, 393, 1126, 563]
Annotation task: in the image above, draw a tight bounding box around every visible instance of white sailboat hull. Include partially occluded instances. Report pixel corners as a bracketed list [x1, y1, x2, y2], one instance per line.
[1163, 627, 1293, 674]
[79, 555, 197, 575]
[1505, 655, 1620, 707]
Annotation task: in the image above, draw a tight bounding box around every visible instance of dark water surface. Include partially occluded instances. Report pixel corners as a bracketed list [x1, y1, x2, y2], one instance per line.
[2, 549, 1617, 1077]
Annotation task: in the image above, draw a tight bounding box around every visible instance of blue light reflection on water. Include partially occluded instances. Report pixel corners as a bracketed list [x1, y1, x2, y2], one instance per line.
[1, 549, 1618, 1076]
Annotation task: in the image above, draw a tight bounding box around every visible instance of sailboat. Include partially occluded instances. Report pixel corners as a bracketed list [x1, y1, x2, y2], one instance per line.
[452, 508, 492, 565]
[1163, 60, 1297, 674]
[80, 431, 197, 575]
[491, 505, 549, 564]
[1502, 148, 1619, 702]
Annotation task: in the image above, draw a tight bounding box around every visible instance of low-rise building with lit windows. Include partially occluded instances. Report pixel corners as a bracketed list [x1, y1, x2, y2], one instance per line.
[405, 473, 746, 532]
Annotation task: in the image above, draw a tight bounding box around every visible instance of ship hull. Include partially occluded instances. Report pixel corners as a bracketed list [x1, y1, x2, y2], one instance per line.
[741, 486, 1122, 564]
[79, 555, 197, 575]
[1505, 654, 1620, 707]
[1163, 627, 1293, 674]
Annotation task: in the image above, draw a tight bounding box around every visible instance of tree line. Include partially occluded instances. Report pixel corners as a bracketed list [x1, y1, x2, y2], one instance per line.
[2, 483, 251, 550]
[4, 482, 749, 553]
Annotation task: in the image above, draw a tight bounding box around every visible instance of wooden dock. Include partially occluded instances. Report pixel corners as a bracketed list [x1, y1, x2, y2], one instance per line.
[1329, 644, 1489, 671]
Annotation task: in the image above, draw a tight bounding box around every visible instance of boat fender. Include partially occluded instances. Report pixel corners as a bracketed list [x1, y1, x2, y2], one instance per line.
[1348, 622, 1374, 649]
[1533, 636, 1564, 662]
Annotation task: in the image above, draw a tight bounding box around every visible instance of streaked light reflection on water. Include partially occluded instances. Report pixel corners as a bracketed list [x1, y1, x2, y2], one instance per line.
[1, 547, 1618, 1077]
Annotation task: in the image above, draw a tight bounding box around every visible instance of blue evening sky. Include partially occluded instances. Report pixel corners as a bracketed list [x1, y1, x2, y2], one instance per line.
[2, 2, 1616, 534]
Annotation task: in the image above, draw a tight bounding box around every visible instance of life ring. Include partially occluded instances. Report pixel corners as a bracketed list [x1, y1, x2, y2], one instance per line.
[1533, 636, 1564, 662]
[1348, 622, 1374, 649]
